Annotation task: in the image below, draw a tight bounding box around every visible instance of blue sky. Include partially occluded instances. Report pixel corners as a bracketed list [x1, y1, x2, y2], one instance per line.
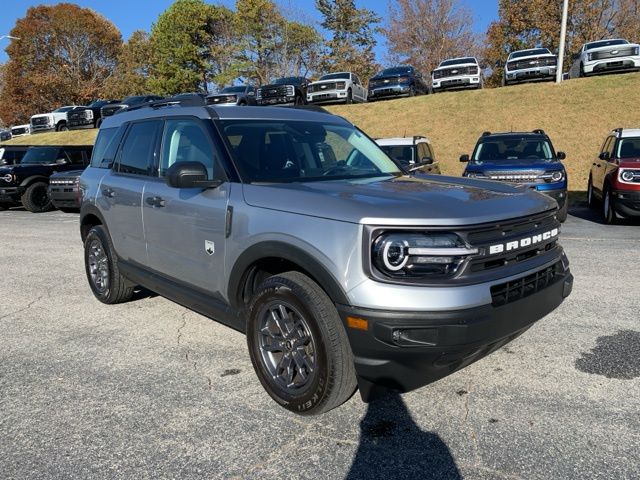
[0, 0, 498, 64]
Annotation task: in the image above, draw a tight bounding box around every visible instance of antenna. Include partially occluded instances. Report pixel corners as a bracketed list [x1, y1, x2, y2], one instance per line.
[403, 128, 407, 138]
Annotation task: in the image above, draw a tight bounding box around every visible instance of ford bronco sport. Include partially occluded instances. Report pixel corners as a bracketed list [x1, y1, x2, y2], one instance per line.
[588, 128, 640, 223]
[79, 98, 573, 415]
[461, 130, 569, 222]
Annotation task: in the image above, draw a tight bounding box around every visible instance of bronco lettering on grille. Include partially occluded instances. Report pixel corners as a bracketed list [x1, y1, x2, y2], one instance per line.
[488, 228, 558, 255]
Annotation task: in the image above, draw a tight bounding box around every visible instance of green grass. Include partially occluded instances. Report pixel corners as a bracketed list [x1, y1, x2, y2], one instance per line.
[329, 72, 640, 191]
[2, 129, 97, 146]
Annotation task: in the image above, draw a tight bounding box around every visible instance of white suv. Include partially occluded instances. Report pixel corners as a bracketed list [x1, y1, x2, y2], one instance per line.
[503, 48, 557, 86]
[576, 38, 640, 77]
[431, 57, 482, 93]
[307, 72, 367, 104]
[30, 106, 80, 133]
[375, 136, 440, 174]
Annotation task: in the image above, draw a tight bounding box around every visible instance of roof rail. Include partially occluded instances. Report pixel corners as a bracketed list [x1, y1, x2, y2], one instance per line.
[532, 129, 545, 135]
[412, 135, 426, 142]
[124, 95, 206, 113]
[613, 127, 623, 135]
[482, 131, 491, 136]
[283, 105, 332, 115]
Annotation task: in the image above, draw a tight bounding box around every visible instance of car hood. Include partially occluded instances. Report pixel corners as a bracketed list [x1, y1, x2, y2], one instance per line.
[508, 53, 556, 62]
[466, 160, 564, 170]
[242, 174, 557, 226]
[370, 73, 411, 82]
[619, 158, 640, 167]
[433, 62, 477, 72]
[310, 78, 348, 86]
[50, 169, 84, 178]
[31, 113, 53, 120]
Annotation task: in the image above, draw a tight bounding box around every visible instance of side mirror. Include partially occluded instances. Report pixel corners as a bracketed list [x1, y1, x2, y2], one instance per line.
[459, 154, 470, 163]
[599, 151, 610, 161]
[421, 156, 433, 165]
[166, 161, 222, 189]
[557, 151, 566, 160]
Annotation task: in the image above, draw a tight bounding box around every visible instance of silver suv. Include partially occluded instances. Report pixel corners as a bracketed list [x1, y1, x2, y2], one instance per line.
[79, 98, 573, 415]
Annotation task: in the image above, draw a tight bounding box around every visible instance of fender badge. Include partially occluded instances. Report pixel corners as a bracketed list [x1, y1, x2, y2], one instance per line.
[205, 240, 215, 256]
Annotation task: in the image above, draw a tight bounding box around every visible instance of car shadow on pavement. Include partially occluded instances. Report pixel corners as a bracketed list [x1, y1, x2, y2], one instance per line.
[345, 392, 461, 480]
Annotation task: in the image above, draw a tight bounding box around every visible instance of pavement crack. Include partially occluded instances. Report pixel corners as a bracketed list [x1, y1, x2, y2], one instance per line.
[177, 311, 213, 390]
[0, 293, 46, 321]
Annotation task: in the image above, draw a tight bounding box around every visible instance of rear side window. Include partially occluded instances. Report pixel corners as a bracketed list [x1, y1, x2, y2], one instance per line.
[91, 127, 123, 168]
[65, 149, 88, 165]
[117, 121, 163, 176]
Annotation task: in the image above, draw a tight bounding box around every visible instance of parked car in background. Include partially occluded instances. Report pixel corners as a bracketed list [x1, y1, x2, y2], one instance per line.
[587, 128, 640, 224]
[0, 145, 92, 212]
[460, 130, 569, 222]
[368, 65, 429, 101]
[503, 48, 558, 86]
[30, 106, 81, 133]
[207, 85, 257, 106]
[48, 169, 83, 212]
[307, 72, 367, 104]
[0, 145, 29, 166]
[257, 76, 310, 106]
[576, 38, 640, 77]
[431, 57, 483, 92]
[10, 124, 31, 137]
[375, 136, 441, 174]
[0, 129, 11, 142]
[100, 95, 164, 119]
[68, 99, 121, 130]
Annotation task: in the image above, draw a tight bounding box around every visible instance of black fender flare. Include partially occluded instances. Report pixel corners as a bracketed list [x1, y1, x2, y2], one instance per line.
[79, 203, 108, 241]
[19, 175, 50, 188]
[227, 241, 350, 309]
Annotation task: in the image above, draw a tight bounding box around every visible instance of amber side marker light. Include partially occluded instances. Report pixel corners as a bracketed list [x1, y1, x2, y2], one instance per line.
[346, 316, 369, 331]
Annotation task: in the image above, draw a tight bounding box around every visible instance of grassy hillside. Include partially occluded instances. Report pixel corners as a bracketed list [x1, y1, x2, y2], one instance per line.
[329, 72, 640, 191]
[2, 129, 97, 146]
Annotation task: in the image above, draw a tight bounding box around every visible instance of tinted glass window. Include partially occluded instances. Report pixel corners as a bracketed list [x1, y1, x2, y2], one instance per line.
[160, 119, 217, 179]
[91, 127, 121, 168]
[473, 138, 554, 161]
[380, 145, 414, 166]
[65, 149, 87, 165]
[319, 73, 350, 80]
[380, 67, 413, 76]
[617, 138, 640, 158]
[440, 58, 476, 66]
[220, 86, 247, 93]
[273, 77, 303, 85]
[21, 148, 66, 164]
[585, 39, 627, 50]
[510, 49, 551, 59]
[219, 120, 402, 183]
[118, 121, 162, 176]
[53, 106, 76, 113]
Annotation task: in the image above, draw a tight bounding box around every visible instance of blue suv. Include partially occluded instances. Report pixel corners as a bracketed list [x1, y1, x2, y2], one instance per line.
[460, 130, 569, 222]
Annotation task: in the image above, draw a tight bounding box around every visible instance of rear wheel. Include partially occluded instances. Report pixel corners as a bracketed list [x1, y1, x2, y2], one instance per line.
[247, 271, 357, 415]
[84, 225, 135, 304]
[21, 181, 53, 213]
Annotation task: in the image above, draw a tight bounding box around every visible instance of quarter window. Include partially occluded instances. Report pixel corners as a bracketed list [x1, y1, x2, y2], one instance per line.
[118, 121, 162, 176]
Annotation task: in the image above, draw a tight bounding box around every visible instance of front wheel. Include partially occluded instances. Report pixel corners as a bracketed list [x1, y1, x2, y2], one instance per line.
[587, 176, 597, 209]
[247, 271, 357, 415]
[602, 188, 618, 224]
[294, 94, 304, 106]
[346, 89, 353, 104]
[579, 63, 586, 78]
[21, 181, 53, 212]
[557, 200, 569, 223]
[56, 122, 68, 132]
[84, 225, 135, 304]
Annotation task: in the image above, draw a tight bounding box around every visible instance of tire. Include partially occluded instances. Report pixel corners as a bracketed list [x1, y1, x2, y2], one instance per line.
[346, 89, 353, 104]
[294, 94, 304, 106]
[408, 86, 416, 97]
[557, 200, 568, 223]
[21, 181, 53, 213]
[502, 77, 508, 87]
[247, 271, 357, 415]
[238, 101, 247, 106]
[84, 225, 135, 304]
[56, 122, 68, 132]
[587, 175, 597, 209]
[602, 187, 618, 224]
[96, 118, 103, 128]
[579, 63, 586, 78]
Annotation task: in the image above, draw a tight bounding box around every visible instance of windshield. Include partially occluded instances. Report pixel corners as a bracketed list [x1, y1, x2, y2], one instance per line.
[273, 77, 302, 85]
[220, 86, 247, 94]
[21, 147, 65, 165]
[585, 39, 628, 50]
[617, 138, 640, 158]
[53, 106, 75, 113]
[122, 96, 146, 104]
[319, 73, 350, 80]
[510, 49, 551, 59]
[218, 120, 403, 183]
[440, 58, 476, 67]
[379, 67, 412, 76]
[473, 138, 554, 162]
[87, 100, 106, 108]
[379, 145, 414, 166]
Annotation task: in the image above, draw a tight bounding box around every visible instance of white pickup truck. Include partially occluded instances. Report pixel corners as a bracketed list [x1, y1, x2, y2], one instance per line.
[306, 72, 367, 104]
[30, 106, 80, 133]
[575, 38, 640, 77]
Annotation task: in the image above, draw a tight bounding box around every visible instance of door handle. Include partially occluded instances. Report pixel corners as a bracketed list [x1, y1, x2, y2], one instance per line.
[102, 187, 116, 198]
[146, 196, 165, 207]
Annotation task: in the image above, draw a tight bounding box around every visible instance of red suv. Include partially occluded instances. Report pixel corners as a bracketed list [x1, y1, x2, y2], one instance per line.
[588, 128, 640, 223]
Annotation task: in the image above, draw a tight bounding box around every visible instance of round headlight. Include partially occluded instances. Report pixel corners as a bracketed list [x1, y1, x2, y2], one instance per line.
[551, 171, 564, 182]
[621, 170, 635, 182]
[380, 238, 409, 271]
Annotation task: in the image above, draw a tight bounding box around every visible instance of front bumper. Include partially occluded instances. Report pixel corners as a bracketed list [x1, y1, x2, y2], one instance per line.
[258, 95, 296, 106]
[432, 75, 480, 90]
[536, 186, 567, 209]
[0, 186, 21, 202]
[68, 119, 94, 129]
[584, 57, 640, 74]
[505, 67, 556, 83]
[307, 90, 349, 104]
[368, 84, 411, 99]
[338, 261, 572, 398]
[48, 185, 80, 209]
[30, 125, 55, 133]
[612, 189, 640, 217]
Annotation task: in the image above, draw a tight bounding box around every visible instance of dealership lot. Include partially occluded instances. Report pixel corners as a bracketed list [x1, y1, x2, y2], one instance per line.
[0, 207, 638, 480]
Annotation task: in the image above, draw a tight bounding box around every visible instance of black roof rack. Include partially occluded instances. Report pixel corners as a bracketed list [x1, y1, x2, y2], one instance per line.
[283, 105, 333, 115]
[532, 129, 545, 135]
[482, 131, 491, 136]
[124, 95, 206, 113]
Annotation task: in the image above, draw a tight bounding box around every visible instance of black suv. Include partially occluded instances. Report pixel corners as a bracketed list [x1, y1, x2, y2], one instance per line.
[368, 65, 429, 101]
[101, 95, 164, 119]
[257, 77, 310, 106]
[207, 85, 257, 106]
[68, 99, 121, 130]
[0, 145, 29, 166]
[0, 145, 92, 212]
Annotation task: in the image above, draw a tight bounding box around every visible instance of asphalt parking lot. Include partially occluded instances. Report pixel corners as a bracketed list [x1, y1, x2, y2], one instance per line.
[1, 205, 638, 480]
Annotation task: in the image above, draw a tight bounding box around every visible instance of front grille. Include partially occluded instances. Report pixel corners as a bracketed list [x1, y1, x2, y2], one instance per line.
[207, 95, 235, 104]
[11, 128, 27, 135]
[483, 169, 546, 183]
[309, 82, 338, 93]
[441, 78, 470, 87]
[491, 262, 563, 307]
[259, 85, 292, 98]
[31, 117, 50, 126]
[434, 66, 478, 79]
[507, 56, 557, 71]
[591, 47, 636, 61]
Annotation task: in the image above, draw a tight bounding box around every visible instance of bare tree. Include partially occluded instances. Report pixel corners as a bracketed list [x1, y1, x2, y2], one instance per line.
[383, 0, 479, 75]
